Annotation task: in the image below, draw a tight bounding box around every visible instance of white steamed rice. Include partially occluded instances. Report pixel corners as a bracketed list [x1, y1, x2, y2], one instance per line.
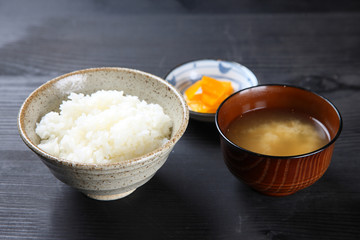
[35, 90, 172, 164]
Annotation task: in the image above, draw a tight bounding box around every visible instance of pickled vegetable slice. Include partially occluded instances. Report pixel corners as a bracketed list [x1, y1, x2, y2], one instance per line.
[184, 76, 233, 113]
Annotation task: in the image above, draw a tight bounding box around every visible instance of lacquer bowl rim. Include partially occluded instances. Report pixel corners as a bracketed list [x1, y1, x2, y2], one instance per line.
[215, 84, 343, 159]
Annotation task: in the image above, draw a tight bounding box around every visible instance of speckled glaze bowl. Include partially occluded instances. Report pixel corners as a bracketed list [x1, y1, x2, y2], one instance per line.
[216, 85, 342, 196]
[18, 67, 189, 200]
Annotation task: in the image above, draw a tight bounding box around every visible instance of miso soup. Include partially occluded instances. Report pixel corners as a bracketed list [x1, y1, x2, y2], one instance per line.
[225, 108, 330, 156]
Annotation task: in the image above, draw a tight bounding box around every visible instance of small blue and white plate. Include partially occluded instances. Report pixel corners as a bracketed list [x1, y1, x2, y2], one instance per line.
[164, 59, 258, 122]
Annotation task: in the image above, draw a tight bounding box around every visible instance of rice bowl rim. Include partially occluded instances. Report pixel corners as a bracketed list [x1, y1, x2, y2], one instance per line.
[18, 67, 189, 170]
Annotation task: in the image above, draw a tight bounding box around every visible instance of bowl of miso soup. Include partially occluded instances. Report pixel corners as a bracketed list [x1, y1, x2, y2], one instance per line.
[215, 84, 342, 196]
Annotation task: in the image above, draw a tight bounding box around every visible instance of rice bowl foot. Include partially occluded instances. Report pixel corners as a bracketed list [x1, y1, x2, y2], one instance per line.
[85, 189, 136, 201]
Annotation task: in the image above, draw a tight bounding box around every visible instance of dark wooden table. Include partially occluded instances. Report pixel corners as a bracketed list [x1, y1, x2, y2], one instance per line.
[1, 1, 360, 239]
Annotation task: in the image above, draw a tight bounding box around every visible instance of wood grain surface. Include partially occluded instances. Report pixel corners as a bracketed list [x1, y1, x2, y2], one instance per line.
[1, 0, 359, 239]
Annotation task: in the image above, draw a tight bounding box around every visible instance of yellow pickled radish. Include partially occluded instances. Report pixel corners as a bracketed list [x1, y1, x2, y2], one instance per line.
[184, 76, 233, 113]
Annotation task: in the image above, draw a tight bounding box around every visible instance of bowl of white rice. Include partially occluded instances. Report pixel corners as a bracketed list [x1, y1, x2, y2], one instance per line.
[18, 67, 189, 200]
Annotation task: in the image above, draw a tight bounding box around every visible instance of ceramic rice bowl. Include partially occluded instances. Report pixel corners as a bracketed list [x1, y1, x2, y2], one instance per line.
[18, 67, 189, 200]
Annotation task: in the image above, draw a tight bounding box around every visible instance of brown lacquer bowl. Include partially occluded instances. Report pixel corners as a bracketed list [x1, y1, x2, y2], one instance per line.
[215, 85, 342, 196]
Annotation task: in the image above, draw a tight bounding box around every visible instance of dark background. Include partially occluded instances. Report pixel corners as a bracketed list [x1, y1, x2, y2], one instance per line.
[1, 0, 359, 239]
